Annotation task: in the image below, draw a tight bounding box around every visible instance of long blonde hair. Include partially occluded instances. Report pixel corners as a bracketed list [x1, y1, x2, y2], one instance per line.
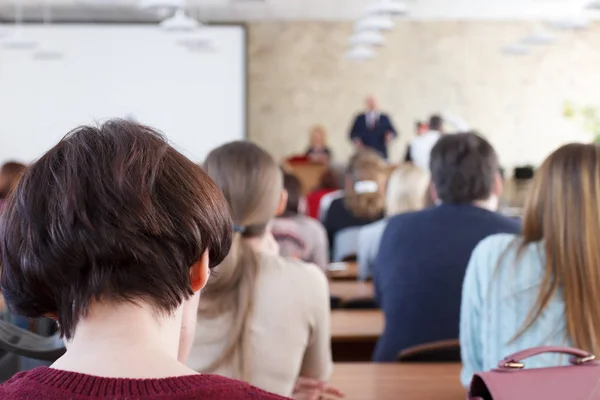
[513, 143, 600, 353]
[200, 141, 283, 381]
[344, 148, 387, 218]
[386, 163, 430, 216]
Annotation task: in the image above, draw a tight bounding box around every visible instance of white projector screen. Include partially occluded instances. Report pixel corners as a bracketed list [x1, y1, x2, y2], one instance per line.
[0, 24, 246, 164]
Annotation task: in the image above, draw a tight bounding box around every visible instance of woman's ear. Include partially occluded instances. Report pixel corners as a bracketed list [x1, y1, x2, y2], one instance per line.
[44, 312, 58, 321]
[275, 189, 288, 217]
[190, 250, 210, 292]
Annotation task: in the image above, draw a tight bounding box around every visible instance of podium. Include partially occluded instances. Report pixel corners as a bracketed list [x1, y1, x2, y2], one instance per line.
[283, 156, 328, 194]
[287, 162, 328, 194]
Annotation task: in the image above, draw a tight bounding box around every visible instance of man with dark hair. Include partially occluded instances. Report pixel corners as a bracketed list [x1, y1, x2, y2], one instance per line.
[0, 119, 286, 399]
[372, 132, 520, 362]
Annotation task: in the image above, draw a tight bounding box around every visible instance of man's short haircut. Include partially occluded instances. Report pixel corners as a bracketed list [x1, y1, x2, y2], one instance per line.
[429, 132, 499, 204]
[0, 119, 233, 339]
[429, 114, 444, 131]
[282, 172, 303, 216]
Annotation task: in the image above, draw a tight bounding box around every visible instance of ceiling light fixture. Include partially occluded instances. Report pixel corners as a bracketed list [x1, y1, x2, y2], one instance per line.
[345, 46, 377, 61]
[1, 0, 38, 50]
[585, 0, 600, 9]
[521, 30, 556, 45]
[502, 43, 530, 56]
[549, 16, 590, 30]
[365, 0, 408, 15]
[355, 15, 394, 31]
[138, 0, 185, 10]
[159, 8, 199, 31]
[32, 0, 64, 61]
[349, 31, 385, 46]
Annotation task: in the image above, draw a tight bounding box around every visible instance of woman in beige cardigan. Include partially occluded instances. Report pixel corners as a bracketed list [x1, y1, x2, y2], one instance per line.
[188, 141, 341, 400]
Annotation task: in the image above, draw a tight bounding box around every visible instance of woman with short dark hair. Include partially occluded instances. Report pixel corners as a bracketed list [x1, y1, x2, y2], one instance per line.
[0, 120, 286, 400]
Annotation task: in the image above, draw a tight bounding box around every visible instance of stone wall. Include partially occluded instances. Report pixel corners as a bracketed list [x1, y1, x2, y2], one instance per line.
[247, 21, 600, 169]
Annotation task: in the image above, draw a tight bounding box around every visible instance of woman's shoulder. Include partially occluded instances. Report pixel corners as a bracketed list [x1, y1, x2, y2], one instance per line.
[475, 233, 520, 253]
[0, 368, 289, 400]
[298, 214, 327, 233]
[260, 253, 328, 286]
[359, 219, 388, 241]
[469, 233, 543, 278]
[471, 233, 521, 266]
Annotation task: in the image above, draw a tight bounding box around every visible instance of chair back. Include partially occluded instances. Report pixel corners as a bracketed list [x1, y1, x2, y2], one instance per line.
[0, 350, 18, 383]
[0, 320, 65, 362]
[398, 339, 461, 362]
[342, 298, 378, 310]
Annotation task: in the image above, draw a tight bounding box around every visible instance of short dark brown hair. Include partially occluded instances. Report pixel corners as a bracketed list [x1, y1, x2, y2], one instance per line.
[429, 114, 443, 131]
[0, 119, 232, 339]
[430, 132, 499, 203]
[282, 173, 303, 216]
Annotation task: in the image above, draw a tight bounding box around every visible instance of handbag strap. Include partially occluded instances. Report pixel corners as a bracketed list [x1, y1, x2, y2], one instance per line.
[498, 346, 595, 370]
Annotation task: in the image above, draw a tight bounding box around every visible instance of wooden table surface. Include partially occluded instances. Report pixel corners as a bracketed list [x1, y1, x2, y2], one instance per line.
[329, 281, 374, 303]
[327, 262, 359, 281]
[330, 310, 384, 341]
[330, 363, 465, 400]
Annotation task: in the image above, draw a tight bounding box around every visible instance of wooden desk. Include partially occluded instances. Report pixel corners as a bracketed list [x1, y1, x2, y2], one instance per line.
[330, 310, 383, 361]
[330, 363, 465, 400]
[329, 281, 374, 303]
[327, 262, 359, 281]
[331, 310, 384, 341]
[287, 162, 328, 194]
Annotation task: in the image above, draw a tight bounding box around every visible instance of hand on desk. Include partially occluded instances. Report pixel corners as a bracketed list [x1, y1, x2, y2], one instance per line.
[293, 377, 344, 400]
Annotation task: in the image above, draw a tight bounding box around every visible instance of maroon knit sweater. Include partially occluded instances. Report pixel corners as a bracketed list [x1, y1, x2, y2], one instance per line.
[0, 367, 291, 399]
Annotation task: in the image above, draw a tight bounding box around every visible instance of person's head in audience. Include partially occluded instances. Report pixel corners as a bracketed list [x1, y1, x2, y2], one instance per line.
[0, 120, 233, 377]
[345, 148, 387, 219]
[430, 132, 502, 211]
[428, 114, 444, 133]
[366, 96, 377, 111]
[309, 125, 327, 149]
[519, 143, 600, 351]
[200, 141, 285, 379]
[281, 173, 304, 217]
[0, 161, 26, 199]
[386, 163, 430, 216]
[317, 168, 343, 191]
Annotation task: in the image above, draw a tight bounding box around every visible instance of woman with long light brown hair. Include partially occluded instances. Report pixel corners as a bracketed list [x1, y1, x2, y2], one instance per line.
[460, 143, 600, 387]
[323, 148, 387, 256]
[188, 141, 337, 399]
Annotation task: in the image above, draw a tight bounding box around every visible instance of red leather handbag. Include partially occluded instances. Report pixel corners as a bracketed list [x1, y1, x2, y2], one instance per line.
[468, 346, 600, 400]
